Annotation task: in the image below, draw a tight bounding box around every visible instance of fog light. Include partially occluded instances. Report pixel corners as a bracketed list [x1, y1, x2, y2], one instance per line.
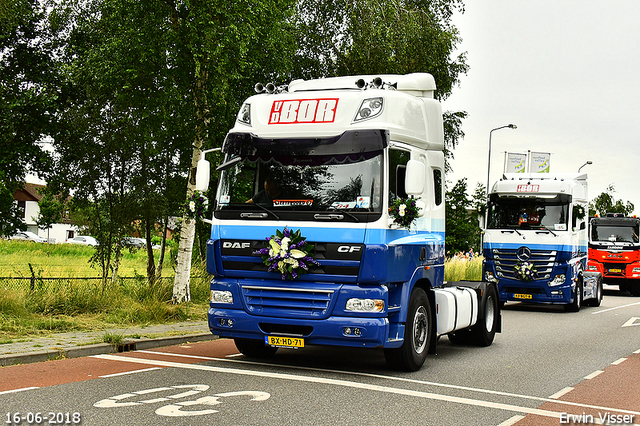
[344, 327, 352, 335]
[346, 298, 384, 312]
[353, 328, 362, 336]
[551, 290, 563, 295]
[218, 318, 226, 326]
[353, 97, 383, 122]
[227, 319, 234, 327]
[548, 274, 565, 287]
[211, 290, 233, 304]
[485, 271, 498, 283]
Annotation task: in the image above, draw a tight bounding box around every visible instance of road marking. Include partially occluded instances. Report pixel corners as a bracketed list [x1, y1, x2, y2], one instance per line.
[99, 367, 161, 378]
[611, 358, 627, 365]
[584, 370, 603, 380]
[622, 317, 640, 327]
[497, 415, 525, 426]
[93, 354, 640, 420]
[549, 387, 573, 399]
[132, 349, 640, 417]
[0, 386, 39, 395]
[634, 348, 640, 354]
[592, 301, 640, 315]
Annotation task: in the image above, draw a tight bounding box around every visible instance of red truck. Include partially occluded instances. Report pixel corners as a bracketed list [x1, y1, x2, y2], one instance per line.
[588, 213, 640, 296]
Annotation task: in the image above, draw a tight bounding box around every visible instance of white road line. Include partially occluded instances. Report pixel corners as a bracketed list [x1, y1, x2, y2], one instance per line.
[99, 367, 162, 378]
[584, 370, 603, 380]
[131, 350, 640, 417]
[611, 358, 627, 365]
[634, 348, 640, 354]
[592, 301, 640, 314]
[497, 415, 525, 426]
[549, 387, 573, 399]
[0, 386, 39, 395]
[92, 354, 640, 421]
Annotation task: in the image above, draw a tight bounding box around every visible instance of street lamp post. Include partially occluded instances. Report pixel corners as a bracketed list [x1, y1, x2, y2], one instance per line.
[578, 161, 593, 173]
[486, 124, 517, 198]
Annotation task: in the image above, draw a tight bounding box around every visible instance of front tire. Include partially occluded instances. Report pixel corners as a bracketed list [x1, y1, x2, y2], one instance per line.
[384, 288, 432, 371]
[565, 279, 583, 312]
[234, 338, 278, 358]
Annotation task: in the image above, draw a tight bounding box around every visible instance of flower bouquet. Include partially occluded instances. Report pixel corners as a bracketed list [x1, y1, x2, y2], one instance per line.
[254, 227, 320, 280]
[389, 197, 421, 229]
[514, 260, 537, 282]
[185, 191, 209, 220]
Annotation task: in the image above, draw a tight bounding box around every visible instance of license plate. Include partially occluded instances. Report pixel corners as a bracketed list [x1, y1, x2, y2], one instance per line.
[608, 268, 622, 273]
[513, 293, 532, 300]
[265, 336, 304, 348]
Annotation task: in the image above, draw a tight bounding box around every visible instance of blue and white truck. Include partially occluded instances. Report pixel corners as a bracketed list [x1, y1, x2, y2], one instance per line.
[482, 173, 602, 311]
[195, 73, 500, 371]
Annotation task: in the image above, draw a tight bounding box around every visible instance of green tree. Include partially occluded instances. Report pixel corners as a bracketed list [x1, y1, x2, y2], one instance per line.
[589, 184, 634, 217]
[445, 178, 482, 255]
[0, 0, 61, 235]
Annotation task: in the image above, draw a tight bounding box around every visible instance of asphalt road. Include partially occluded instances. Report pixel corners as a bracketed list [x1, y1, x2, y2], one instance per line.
[2, 284, 640, 425]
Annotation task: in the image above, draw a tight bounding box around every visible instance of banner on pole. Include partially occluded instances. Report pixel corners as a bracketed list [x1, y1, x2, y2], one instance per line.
[529, 152, 551, 173]
[504, 152, 527, 173]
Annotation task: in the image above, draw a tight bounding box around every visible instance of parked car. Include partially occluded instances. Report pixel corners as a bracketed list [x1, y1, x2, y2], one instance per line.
[9, 231, 47, 243]
[65, 235, 99, 246]
[122, 237, 146, 248]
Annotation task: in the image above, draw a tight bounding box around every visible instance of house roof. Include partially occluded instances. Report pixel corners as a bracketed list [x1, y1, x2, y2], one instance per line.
[13, 183, 45, 202]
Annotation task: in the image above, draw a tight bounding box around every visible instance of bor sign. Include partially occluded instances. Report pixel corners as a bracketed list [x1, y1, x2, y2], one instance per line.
[269, 99, 339, 124]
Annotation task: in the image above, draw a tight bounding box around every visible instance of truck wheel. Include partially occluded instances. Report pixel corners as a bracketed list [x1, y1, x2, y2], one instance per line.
[384, 288, 432, 371]
[471, 284, 499, 346]
[564, 279, 583, 312]
[234, 338, 278, 358]
[630, 282, 640, 297]
[586, 276, 603, 307]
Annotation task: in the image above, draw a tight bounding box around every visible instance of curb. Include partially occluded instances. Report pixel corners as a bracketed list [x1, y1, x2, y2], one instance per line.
[0, 332, 218, 367]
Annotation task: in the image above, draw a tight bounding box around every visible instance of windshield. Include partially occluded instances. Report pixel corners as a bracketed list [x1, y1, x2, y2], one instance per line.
[215, 134, 384, 222]
[591, 221, 639, 243]
[487, 196, 570, 231]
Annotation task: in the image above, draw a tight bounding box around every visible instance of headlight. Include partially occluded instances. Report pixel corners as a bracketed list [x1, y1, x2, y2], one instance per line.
[548, 274, 566, 287]
[211, 290, 233, 304]
[237, 103, 251, 126]
[587, 265, 598, 271]
[346, 298, 384, 312]
[353, 97, 383, 122]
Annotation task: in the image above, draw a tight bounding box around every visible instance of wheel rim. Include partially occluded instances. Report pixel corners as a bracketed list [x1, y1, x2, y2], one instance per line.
[413, 306, 428, 354]
[485, 295, 495, 333]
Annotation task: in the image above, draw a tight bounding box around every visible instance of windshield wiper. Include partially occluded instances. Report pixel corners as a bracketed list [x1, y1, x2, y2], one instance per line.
[501, 229, 523, 236]
[536, 227, 557, 237]
[245, 203, 279, 220]
[315, 210, 359, 222]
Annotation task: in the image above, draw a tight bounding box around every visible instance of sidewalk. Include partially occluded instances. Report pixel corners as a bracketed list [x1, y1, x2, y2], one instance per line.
[0, 320, 216, 367]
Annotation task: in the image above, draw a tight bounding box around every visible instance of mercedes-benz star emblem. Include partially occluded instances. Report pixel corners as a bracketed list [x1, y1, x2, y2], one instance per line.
[516, 246, 532, 261]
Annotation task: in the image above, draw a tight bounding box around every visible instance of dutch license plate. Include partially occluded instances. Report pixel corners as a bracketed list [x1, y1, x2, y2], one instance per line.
[513, 293, 532, 300]
[609, 268, 622, 273]
[265, 336, 304, 348]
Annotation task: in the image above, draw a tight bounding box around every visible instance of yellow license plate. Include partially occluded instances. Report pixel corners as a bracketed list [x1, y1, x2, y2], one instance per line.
[609, 268, 622, 273]
[265, 336, 304, 348]
[513, 293, 532, 300]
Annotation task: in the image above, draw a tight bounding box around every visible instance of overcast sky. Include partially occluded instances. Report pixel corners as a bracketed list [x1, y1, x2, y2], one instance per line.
[442, 0, 640, 214]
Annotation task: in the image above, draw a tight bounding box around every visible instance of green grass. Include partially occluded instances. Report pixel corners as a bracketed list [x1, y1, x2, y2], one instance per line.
[0, 239, 209, 340]
[0, 239, 171, 278]
[444, 256, 483, 282]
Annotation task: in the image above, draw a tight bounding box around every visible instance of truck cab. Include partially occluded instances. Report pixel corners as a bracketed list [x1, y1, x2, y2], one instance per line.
[198, 73, 500, 371]
[483, 173, 602, 311]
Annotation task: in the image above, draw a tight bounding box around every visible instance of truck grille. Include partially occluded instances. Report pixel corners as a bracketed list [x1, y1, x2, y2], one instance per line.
[493, 248, 556, 280]
[241, 285, 338, 319]
[220, 239, 363, 282]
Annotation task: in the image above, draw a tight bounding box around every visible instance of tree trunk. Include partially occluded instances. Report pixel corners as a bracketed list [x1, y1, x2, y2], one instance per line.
[172, 215, 195, 303]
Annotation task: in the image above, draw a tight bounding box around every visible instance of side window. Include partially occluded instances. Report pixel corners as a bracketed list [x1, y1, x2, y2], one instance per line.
[389, 148, 410, 201]
[433, 169, 443, 206]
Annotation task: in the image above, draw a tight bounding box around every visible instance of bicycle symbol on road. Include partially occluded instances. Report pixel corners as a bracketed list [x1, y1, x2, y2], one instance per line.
[94, 385, 270, 417]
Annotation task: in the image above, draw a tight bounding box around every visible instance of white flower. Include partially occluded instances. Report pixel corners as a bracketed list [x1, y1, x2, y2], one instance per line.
[290, 249, 306, 259]
[281, 237, 290, 251]
[399, 204, 406, 217]
[189, 201, 196, 212]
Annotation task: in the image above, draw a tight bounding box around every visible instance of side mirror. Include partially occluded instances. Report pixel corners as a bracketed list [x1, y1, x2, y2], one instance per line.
[195, 158, 210, 192]
[405, 160, 425, 195]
